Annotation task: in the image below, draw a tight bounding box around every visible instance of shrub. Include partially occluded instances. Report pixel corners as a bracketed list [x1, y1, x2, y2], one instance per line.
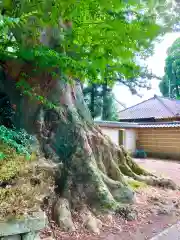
[0, 142, 29, 182]
[0, 141, 54, 221]
[0, 126, 38, 159]
[134, 149, 147, 159]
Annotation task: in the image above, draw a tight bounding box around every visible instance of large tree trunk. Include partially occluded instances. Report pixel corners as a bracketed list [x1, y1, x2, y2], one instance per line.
[0, 62, 178, 232]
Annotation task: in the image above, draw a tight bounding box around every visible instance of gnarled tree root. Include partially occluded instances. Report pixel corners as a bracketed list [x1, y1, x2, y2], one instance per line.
[1, 56, 178, 235]
[47, 125, 179, 233]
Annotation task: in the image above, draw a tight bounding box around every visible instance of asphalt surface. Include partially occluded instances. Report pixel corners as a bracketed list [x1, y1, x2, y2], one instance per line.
[150, 222, 180, 240]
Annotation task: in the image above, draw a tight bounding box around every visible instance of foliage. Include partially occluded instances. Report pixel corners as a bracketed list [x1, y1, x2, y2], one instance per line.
[0, 125, 37, 159]
[0, 91, 15, 128]
[0, 0, 179, 223]
[16, 78, 56, 108]
[83, 84, 103, 118]
[0, 151, 5, 160]
[159, 37, 180, 98]
[0, 142, 27, 182]
[83, 84, 119, 120]
[0, 141, 54, 220]
[0, 0, 179, 92]
[159, 75, 170, 98]
[102, 91, 119, 121]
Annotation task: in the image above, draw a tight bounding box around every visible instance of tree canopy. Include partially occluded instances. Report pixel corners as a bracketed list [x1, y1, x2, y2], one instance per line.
[83, 84, 120, 120]
[0, 0, 179, 94]
[0, 0, 180, 232]
[159, 37, 180, 98]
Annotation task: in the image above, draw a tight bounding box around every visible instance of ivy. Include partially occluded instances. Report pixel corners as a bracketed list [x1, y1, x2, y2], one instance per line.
[0, 126, 37, 160]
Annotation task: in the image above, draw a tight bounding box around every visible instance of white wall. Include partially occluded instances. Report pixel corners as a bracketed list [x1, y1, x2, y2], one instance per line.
[100, 126, 136, 153]
[101, 127, 119, 145]
[124, 129, 136, 153]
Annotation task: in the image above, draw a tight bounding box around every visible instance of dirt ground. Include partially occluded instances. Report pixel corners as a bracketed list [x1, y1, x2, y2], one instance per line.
[41, 158, 180, 240]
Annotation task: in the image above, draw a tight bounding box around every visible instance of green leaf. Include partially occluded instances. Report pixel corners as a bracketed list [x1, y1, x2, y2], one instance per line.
[0, 152, 5, 161]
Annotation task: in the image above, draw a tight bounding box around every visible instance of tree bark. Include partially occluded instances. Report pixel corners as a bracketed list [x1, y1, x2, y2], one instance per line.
[102, 79, 108, 120]
[90, 84, 95, 119]
[0, 62, 178, 232]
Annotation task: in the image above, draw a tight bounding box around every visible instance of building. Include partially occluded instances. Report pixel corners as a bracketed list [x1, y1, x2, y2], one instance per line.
[118, 95, 180, 122]
[96, 95, 180, 160]
[96, 120, 137, 153]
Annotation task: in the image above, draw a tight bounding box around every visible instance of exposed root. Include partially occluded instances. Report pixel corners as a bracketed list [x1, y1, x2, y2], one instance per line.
[23, 106, 178, 233]
[53, 198, 75, 232]
[143, 177, 178, 190]
[1, 58, 178, 234]
[80, 207, 102, 234]
[46, 124, 179, 232]
[92, 128, 177, 190]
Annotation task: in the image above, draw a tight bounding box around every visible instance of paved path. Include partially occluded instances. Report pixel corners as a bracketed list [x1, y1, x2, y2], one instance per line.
[150, 222, 180, 240]
[135, 158, 180, 239]
[135, 158, 180, 184]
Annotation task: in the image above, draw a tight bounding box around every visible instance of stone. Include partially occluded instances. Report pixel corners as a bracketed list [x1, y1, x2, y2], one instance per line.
[1, 235, 21, 240]
[22, 232, 40, 240]
[86, 217, 102, 234]
[0, 212, 47, 237]
[83, 215, 102, 234]
[126, 211, 137, 221]
[157, 205, 174, 215]
[113, 186, 135, 203]
[116, 205, 137, 221]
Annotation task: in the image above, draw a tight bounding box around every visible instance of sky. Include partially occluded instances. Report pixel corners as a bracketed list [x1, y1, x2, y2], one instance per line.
[113, 32, 180, 108]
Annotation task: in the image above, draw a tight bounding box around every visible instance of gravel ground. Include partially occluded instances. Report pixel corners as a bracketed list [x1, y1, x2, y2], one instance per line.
[135, 158, 180, 185]
[41, 158, 180, 240]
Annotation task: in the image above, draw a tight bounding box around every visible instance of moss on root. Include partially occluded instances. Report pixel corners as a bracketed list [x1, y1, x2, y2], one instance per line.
[51, 125, 179, 229]
[0, 118, 177, 230]
[127, 179, 147, 190]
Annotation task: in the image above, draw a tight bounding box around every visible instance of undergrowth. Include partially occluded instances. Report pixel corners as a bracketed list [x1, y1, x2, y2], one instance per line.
[0, 125, 38, 159]
[0, 133, 54, 221]
[0, 142, 30, 182]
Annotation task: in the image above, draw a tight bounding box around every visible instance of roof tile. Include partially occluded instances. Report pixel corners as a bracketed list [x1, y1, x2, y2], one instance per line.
[95, 120, 180, 128]
[118, 95, 180, 120]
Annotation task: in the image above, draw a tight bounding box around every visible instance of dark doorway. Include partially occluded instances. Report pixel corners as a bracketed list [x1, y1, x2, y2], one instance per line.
[119, 129, 124, 145]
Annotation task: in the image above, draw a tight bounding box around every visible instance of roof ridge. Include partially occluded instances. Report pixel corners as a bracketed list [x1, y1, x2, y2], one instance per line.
[118, 95, 156, 113]
[95, 120, 180, 128]
[156, 95, 176, 116]
[157, 95, 180, 102]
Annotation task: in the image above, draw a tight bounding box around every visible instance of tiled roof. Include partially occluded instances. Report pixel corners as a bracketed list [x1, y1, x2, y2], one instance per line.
[118, 95, 180, 120]
[138, 121, 180, 128]
[95, 120, 138, 128]
[95, 120, 180, 128]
